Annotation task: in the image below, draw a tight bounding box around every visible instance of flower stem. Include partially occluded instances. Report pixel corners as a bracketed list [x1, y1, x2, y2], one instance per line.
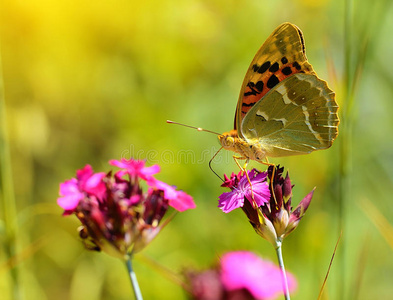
[275, 240, 290, 300]
[0, 37, 22, 300]
[126, 257, 143, 300]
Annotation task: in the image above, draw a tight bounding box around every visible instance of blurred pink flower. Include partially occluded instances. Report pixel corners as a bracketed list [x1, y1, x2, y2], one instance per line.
[186, 251, 297, 300]
[57, 159, 195, 258]
[220, 251, 297, 300]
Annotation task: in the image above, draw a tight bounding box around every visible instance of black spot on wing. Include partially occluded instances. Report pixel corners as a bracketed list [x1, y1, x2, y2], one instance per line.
[242, 102, 257, 107]
[269, 62, 279, 73]
[244, 82, 259, 96]
[266, 74, 279, 89]
[244, 90, 257, 96]
[281, 56, 288, 64]
[257, 61, 271, 74]
[252, 64, 259, 72]
[293, 61, 301, 70]
[255, 81, 264, 91]
[282, 67, 292, 75]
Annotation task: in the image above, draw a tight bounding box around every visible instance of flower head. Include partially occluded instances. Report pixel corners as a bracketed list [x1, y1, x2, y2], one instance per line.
[57, 159, 195, 259]
[219, 166, 314, 245]
[186, 251, 297, 300]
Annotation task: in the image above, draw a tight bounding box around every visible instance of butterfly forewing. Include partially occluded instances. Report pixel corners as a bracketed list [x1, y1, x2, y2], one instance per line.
[235, 23, 316, 133]
[240, 73, 339, 157]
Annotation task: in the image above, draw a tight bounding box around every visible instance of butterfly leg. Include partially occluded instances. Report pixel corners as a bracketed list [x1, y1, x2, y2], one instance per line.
[233, 156, 258, 208]
[260, 159, 278, 205]
[232, 155, 248, 172]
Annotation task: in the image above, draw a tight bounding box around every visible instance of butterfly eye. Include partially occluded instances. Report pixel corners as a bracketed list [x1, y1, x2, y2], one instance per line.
[218, 134, 234, 148]
[255, 150, 266, 161]
[221, 136, 235, 148]
[227, 137, 234, 144]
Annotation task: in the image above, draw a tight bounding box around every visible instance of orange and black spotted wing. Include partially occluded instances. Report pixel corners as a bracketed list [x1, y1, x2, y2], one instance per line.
[234, 23, 316, 133]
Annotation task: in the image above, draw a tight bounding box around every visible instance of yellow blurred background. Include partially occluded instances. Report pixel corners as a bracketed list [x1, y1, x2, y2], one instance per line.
[1, 0, 393, 299]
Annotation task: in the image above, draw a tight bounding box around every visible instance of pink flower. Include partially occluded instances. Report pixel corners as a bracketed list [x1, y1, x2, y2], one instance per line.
[147, 177, 196, 212]
[110, 159, 160, 180]
[218, 170, 270, 213]
[57, 158, 195, 258]
[220, 251, 297, 299]
[219, 165, 315, 245]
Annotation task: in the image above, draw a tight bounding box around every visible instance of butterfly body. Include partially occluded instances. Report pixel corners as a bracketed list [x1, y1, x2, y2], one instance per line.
[219, 23, 339, 162]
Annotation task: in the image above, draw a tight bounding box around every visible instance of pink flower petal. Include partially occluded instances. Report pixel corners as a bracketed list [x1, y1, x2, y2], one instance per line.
[142, 164, 161, 177]
[59, 178, 79, 196]
[109, 159, 139, 169]
[57, 193, 84, 210]
[218, 191, 245, 213]
[147, 178, 177, 199]
[169, 190, 196, 212]
[85, 172, 106, 189]
[147, 178, 196, 212]
[110, 159, 160, 180]
[84, 172, 106, 199]
[76, 165, 94, 182]
[250, 181, 271, 207]
[57, 179, 84, 210]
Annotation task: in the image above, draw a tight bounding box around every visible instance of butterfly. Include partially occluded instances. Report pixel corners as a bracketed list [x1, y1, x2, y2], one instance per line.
[218, 23, 339, 166]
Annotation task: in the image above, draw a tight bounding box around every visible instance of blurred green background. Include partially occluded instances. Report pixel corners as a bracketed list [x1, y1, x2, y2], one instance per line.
[1, 0, 393, 299]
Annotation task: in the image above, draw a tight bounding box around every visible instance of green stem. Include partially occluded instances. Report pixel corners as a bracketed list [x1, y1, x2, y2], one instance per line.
[0, 38, 21, 300]
[275, 240, 290, 300]
[126, 257, 143, 300]
[338, 0, 355, 298]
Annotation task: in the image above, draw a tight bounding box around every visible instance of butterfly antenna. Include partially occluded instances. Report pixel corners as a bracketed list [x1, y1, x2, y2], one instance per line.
[209, 147, 224, 182]
[166, 120, 221, 135]
[167, 120, 224, 181]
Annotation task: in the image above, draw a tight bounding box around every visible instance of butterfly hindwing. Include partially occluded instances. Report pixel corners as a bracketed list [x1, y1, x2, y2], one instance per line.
[240, 73, 339, 157]
[235, 23, 316, 133]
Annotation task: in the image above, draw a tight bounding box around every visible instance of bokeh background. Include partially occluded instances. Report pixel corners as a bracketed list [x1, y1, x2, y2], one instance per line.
[1, 0, 393, 299]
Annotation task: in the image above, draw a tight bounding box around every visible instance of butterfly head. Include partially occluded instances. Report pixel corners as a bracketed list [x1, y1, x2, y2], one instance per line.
[219, 130, 267, 162]
[218, 130, 238, 149]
